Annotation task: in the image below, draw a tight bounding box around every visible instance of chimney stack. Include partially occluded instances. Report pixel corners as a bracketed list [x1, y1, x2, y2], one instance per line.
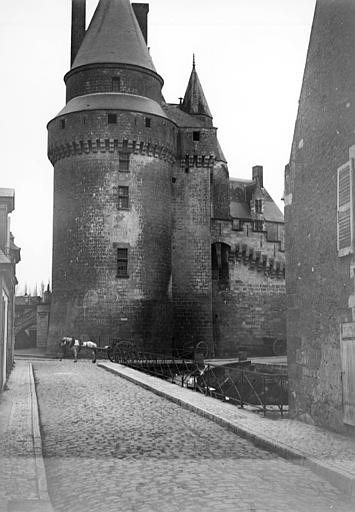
[252, 165, 263, 188]
[71, 0, 86, 66]
[132, 3, 149, 45]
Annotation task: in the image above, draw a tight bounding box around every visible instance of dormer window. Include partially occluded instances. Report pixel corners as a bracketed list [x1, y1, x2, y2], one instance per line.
[254, 220, 264, 232]
[255, 199, 263, 214]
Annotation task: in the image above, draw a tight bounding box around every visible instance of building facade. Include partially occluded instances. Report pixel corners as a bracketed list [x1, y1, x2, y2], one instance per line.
[286, 0, 355, 434]
[0, 189, 20, 389]
[47, 0, 285, 357]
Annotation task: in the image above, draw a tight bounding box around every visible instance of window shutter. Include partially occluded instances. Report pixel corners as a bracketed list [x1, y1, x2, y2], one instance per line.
[337, 160, 353, 256]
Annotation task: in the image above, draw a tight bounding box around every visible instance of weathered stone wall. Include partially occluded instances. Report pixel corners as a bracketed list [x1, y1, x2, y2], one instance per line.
[211, 162, 230, 220]
[286, 0, 355, 433]
[211, 218, 285, 357]
[213, 279, 286, 357]
[65, 64, 163, 103]
[48, 110, 176, 353]
[172, 160, 213, 355]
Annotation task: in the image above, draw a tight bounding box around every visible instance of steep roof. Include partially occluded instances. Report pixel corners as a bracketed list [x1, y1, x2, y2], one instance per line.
[181, 58, 212, 118]
[72, 0, 156, 72]
[229, 178, 284, 223]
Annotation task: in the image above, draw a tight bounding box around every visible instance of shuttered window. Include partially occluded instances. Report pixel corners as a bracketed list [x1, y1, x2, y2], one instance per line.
[337, 160, 353, 257]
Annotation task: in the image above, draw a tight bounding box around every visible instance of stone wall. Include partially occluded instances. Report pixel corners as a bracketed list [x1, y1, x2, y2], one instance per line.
[211, 217, 285, 357]
[48, 110, 176, 353]
[65, 64, 163, 104]
[286, 0, 355, 434]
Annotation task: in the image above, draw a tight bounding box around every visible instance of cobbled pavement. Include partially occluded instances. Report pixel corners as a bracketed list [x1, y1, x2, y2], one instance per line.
[33, 360, 354, 512]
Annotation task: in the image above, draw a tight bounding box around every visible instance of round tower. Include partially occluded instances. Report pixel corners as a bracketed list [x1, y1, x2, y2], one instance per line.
[47, 0, 176, 351]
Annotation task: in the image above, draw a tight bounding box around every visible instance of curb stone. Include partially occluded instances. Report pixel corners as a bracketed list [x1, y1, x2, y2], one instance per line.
[98, 362, 355, 500]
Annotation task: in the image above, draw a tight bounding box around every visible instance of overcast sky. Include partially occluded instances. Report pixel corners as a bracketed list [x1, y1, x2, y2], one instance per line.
[0, 0, 316, 294]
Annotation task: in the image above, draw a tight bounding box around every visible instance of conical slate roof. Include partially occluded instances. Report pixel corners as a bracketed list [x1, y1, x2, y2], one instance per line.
[181, 58, 212, 117]
[72, 0, 156, 72]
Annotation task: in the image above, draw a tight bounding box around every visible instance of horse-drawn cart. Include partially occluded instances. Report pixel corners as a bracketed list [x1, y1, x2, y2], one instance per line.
[107, 339, 137, 363]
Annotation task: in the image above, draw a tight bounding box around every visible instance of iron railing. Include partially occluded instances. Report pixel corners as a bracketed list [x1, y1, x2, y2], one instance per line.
[108, 342, 288, 417]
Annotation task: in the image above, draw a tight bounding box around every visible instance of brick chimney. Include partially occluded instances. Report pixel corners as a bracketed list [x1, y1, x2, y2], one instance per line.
[132, 3, 149, 45]
[252, 165, 263, 188]
[71, 0, 86, 66]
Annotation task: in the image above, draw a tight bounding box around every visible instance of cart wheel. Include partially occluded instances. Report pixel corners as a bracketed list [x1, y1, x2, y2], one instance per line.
[107, 346, 114, 362]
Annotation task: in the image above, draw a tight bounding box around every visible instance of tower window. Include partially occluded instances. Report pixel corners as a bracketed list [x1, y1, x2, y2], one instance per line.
[255, 199, 263, 213]
[119, 151, 130, 172]
[145, 117, 151, 128]
[193, 131, 200, 141]
[116, 248, 128, 277]
[118, 186, 129, 209]
[108, 113, 117, 124]
[60, 119, 66, 129]
[112, 77, 121, 92]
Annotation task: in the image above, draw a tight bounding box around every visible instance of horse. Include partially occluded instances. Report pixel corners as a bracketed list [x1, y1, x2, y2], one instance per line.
[59, 337, 97, 363]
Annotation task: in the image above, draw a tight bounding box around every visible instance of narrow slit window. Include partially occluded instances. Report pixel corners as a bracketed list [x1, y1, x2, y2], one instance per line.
[119, 151, 130, 172]
[145, 117, 151, 128]
[193, 131, 200, 141]
[108, 113, 117, 124]
[60, 119, 66, 129]
[112, 77, 121, 92]
[117, 248, 128, 277]
[118, 186, 129, 210]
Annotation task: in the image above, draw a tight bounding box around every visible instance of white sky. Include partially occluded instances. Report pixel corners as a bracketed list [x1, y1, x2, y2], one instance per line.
[0, 0, 316, 294]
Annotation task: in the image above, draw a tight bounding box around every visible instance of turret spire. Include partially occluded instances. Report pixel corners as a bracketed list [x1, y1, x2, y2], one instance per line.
[181, 56, 212, 119]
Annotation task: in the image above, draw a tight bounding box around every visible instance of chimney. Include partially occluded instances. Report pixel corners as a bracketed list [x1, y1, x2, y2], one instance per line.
[71, 0, 86, 66]
[132, 3, 149, 45]
[252, 165, 263, 188]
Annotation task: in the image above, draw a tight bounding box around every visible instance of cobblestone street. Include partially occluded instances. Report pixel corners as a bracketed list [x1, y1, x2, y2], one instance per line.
[33, 360, 353, 512]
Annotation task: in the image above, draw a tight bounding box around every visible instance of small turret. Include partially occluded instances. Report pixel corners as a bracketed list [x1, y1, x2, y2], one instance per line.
[181, 55, 212, 126]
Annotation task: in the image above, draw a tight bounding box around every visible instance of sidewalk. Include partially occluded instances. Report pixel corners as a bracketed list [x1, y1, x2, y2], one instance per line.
[0, 360, 54, 512]
[98, 361, 355, 500]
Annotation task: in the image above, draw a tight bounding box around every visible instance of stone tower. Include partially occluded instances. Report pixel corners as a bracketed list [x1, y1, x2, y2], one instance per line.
[286, 0, 355, 432]
[170, 58, 217, 355]
[47, 0, 176, 351]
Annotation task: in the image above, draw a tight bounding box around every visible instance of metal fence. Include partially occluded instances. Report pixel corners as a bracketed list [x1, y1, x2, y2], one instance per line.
[108, 342, 288, 417]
